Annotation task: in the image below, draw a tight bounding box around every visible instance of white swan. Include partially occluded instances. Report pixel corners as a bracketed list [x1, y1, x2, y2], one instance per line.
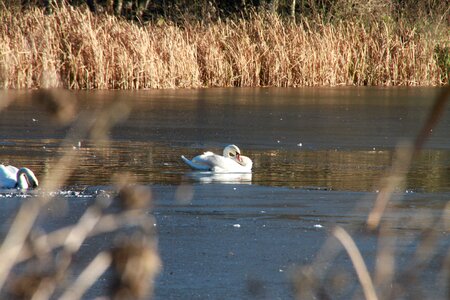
[0, 165, 39, 189]
[181, 144, 253, 173]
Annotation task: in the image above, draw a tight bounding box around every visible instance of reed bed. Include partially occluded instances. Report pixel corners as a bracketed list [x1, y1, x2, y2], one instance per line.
[0, 4, 448, 89]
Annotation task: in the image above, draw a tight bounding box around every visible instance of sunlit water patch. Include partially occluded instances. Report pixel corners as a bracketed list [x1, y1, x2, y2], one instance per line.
[0, 139, 448, 192]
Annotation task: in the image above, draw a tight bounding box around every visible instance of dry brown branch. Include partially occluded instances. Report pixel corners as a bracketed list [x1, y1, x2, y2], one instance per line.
[59, 252, 112, 300]
[332, 226, 378, 300]
[367, 86, 450, 230]
[413, 86, 450, 152]
[294, 85, 449, 299]
[17, 211, 153, 264]
[366, 142, 413, 229]
[0, 89, 159, 299]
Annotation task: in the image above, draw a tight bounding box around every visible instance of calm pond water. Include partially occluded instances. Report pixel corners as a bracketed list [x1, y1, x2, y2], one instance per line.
[0, 87, 449, 299]
[1, 87, 449, 192]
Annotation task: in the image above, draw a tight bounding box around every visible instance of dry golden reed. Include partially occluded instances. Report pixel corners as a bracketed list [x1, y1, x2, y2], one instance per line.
[0, 4, 448, 89]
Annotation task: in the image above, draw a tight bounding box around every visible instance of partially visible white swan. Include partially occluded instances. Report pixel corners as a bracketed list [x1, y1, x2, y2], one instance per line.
[181, 145, 252, 173]
[0, 165, 39, 189]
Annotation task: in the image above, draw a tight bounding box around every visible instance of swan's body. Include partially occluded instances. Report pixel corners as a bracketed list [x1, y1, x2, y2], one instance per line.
[181, 145, 252, 173]
[0, 165, 39, 189]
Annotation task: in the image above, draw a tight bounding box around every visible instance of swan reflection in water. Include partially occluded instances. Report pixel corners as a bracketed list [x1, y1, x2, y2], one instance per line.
[185, 171, 252, 185]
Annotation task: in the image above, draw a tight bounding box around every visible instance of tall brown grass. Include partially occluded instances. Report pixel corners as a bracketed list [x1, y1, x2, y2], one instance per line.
[0, 4, 448, 89]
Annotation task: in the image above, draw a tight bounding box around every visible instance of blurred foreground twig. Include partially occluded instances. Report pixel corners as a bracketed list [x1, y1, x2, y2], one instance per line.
[294, 86, 450, 299]
[0, 90, 160, 299]
[367, 86, 450, 229]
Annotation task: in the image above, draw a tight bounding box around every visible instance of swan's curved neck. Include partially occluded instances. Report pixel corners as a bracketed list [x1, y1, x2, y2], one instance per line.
[16, 168, 38, 189]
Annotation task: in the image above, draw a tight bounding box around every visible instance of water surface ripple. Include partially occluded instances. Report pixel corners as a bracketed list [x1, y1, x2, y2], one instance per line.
[0, 87, 448, 299]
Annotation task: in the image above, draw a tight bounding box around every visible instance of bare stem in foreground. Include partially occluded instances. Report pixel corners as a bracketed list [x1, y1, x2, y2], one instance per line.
[0, 91, 160, 299]
[59, 252, 112, 300]
[367, 85, 450, 230]
[332, 226, 378, 300]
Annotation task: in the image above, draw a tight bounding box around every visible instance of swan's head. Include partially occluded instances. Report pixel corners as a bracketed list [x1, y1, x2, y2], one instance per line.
[17, 168, 39, 189]
[223, 144, 242, 160]
[223, 144, 252, 167]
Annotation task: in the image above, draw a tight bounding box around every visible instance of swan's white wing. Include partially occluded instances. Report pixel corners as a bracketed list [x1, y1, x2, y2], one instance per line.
[181, 155, 212, 171]
[238, 156, 253, 171]
[182, 151, 253, 173]
[182, 152, 232, 171]
[4, 165, 18, 175]
[196, 154, 231, 171]
[210, 155, 253, 172]
[0, 165, 18, 188]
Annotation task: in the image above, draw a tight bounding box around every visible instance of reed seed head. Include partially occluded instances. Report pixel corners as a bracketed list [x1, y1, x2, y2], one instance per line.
[110, 234, 161, 299]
